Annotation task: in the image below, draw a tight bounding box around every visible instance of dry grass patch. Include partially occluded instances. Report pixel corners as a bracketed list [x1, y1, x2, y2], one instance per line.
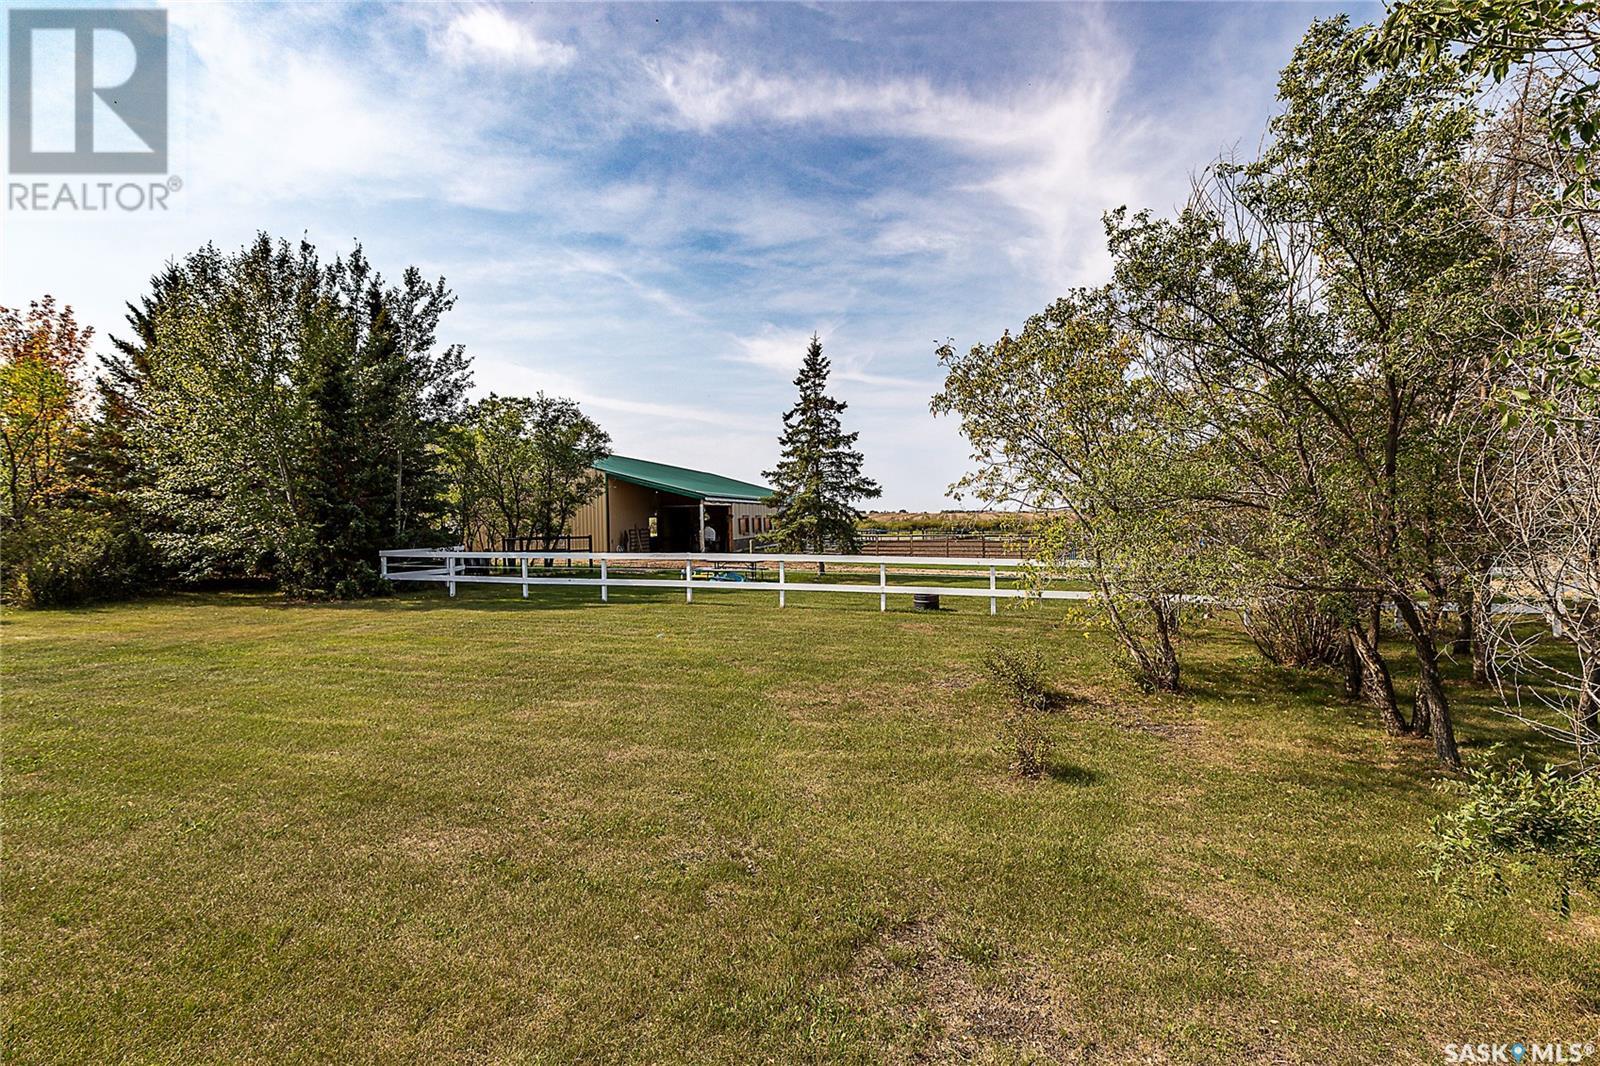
[853, 917, 1090, 1064]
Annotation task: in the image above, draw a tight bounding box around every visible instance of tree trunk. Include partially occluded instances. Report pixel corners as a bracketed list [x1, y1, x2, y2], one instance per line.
[1423, 570, 1447, 635]
[1149, 597, 1181, 693]
[1471, 600, 1494, 686]
[394, 454, 405, 538]
[1578, 646, 1600, 760]
[1410, 680, 1433, 738]
[1096, 581, 1180, 693]
[1393, 595, 1462, 769]
[1452, 582, 1473, 657]
[1348, 623, 1409, 736]
[1459, 558, 1495, 685]
[1341, 631, 1363, 700]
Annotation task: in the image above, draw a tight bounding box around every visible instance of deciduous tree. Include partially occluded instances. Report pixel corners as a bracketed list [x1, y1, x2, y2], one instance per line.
[448, 393, 609, 551]
[933, 293, 1225, 693]
[1098, 19, 1511, 765]
[0, 298, 90, 529]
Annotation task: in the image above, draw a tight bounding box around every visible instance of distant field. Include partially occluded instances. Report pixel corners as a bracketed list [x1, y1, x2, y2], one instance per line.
[3, 586, 1595, 1063]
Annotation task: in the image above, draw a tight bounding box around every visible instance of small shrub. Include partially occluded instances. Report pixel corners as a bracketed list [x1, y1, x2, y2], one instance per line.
[1427, 754, 1600, 919]
[982, 645, 1052, 715]
[983, 645, 1053, 778]
[1003, 711, 1049, 779]
[1242, 594, 1344, 669]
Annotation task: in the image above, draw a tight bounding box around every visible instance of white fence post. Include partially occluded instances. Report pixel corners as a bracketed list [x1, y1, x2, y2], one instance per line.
[600, 558, 608, 603]
[447, 553, 457, 598]
[521, 557, 528, 598]
[685, 558, 693, 603]
[879, 563, 887, 612]
[989, 566, 997, 615]
[380, 554, 388, 579]
[778, 561, 786, 608]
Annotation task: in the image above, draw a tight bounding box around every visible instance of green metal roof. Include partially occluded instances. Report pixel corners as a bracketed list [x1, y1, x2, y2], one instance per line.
[595, 455, 773, 502]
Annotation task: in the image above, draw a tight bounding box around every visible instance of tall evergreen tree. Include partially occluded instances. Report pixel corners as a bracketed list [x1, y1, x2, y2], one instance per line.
[763, 335, 880, 554]
[293, 292, 396, 598]
[78, 264, 186, 510]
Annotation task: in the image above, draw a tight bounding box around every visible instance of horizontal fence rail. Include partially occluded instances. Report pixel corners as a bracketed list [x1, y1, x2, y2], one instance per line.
[379, 548, 1088, 614]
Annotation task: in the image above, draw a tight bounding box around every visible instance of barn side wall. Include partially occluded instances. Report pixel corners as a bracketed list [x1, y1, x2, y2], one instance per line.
[728, 501, 774, 550]
[567, 485, 606, 549]
[605, 479, 657, 550]
[568, 472, 774, 552]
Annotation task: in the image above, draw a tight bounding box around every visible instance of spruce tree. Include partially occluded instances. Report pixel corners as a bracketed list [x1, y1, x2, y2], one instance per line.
[763, 335, 880, 555]
[77, 265, 186, 513]
[295, 297, 394, 598]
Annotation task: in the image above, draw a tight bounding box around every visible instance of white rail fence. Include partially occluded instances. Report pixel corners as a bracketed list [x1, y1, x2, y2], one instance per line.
[379, 548, 1564, 629]
[379, 548, 1089, 614]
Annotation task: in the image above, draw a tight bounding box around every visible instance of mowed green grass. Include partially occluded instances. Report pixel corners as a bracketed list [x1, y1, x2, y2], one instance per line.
[4, 584, 1596, 1063]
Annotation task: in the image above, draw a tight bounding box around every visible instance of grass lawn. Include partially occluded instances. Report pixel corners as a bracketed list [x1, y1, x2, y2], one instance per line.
[4, 584, 1597, 1063]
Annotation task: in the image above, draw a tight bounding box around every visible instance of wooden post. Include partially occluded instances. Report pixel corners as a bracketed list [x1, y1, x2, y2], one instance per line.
[779, 560, 786, 608]
[379, 553, 388, 579]
[600, 558, 608, 603]
[880, 563, 887, 612]
[989, 566, 997, 615]
[686, 558, 693, 603]
[447, 554, 457, 598]
[698, 501, 705, 552]
[521, 557, 528, 598]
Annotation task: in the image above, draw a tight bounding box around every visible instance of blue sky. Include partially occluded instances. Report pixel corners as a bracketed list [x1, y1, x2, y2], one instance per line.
[3, 1, 1370, 509]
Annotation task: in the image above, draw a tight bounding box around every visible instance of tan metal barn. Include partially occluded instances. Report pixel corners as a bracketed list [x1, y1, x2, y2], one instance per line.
[568, 456, 776, 553]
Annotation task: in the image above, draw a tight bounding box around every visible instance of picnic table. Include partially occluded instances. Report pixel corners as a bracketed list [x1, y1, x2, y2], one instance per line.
[692, 561, 759, 582]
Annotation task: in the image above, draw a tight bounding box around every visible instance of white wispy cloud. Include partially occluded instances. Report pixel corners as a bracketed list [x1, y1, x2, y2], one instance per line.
[169, 3, 549, 210]
[479, 358, 765, 431]
[725, 324, 830, 375]
[564, 251, 705, 322]
[434, 5, 576, 70]
[639, 17, 1142, 285]
[724, 325, 938, 401]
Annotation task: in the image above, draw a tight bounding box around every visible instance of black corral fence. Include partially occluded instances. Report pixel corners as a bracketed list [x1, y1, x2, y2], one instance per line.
[857, 531, 1035, 558]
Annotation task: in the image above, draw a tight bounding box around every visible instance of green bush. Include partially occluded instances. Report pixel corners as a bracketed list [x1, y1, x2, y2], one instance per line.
[3, 511, 161, 608]
[982, 645, 1053, 715]
[982, 645, 1054, 777]
[1427, 754, 1600, 918]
